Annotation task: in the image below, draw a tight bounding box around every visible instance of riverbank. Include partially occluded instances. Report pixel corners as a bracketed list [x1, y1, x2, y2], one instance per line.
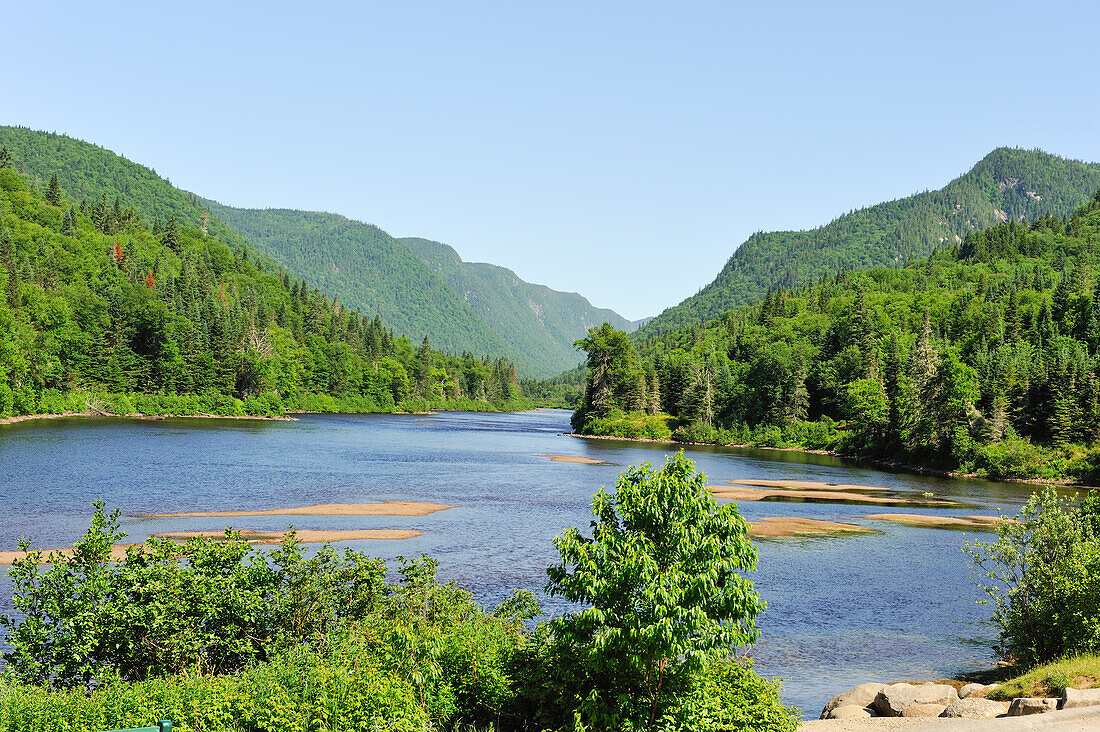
[0, 411, 296, 426]
[565, 432, 1095, 489]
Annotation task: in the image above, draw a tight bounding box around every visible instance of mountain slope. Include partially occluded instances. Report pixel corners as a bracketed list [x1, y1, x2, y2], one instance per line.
[400, 237, 633, 376]
[200, 203, 516, 362]
[639, 147, 1100, 338]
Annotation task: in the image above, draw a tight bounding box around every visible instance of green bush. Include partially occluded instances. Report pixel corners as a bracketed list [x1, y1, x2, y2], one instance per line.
[965, 487, 1100, 666]
[975, 434, 1067, 480]
[588, 410, 673, 440]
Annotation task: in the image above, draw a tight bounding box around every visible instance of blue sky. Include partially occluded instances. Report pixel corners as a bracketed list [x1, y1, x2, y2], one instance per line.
[4, 1, 1099, 320]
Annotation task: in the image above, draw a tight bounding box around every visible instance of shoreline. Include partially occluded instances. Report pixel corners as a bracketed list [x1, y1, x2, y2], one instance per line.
[564, 432, 1091, 489]
[0, 411, 297, 426]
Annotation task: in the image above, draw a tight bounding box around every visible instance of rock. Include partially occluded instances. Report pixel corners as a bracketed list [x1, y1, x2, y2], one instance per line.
[902, 703, 947, 717]
[827, 704, 874, 719]
[940, 697, 1009, 718]
[873, 683, 959, 717]
[1007, 697, 1059, 716]
[1062, 687, 1100, 709]
[820, 683, 886, 718]
[959, 682, 998, 699]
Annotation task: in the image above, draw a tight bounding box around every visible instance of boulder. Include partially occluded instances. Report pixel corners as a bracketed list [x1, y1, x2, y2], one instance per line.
[827, 704, 874, 719]
[872, 683, 959, 717]
[940, 697, 1009, 718]
[902, 703, 948, 717]
[959, 682, 998, 699]
[1062, 687, 1100, 709]
[1007, 697, 1059, 716]
[820, 683, 886, 718]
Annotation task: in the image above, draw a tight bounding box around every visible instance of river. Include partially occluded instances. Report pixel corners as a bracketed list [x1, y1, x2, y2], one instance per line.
[0, 410, 1036, 717]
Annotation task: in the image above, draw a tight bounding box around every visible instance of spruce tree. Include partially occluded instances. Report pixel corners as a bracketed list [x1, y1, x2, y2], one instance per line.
[45, 174, 62, 206]
[0, 146, 11, 169]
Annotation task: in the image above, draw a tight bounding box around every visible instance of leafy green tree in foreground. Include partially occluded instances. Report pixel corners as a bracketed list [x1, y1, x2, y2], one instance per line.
[543, 452, 770, 730]
[965, 487, 1100, 667]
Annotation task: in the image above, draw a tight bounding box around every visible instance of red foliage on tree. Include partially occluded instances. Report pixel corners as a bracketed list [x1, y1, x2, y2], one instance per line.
[113, 241, 124, 264]
[146, 268, 155, 289]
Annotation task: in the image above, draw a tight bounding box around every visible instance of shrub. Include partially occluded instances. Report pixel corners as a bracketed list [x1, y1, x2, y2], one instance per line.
[964, 487, 1100, 666]
[533, 452, 776, 730]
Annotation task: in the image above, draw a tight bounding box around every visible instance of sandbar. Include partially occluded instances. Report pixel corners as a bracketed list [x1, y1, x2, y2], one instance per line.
[537, 454, 606, 465]
[135, 501, 453, 518]
[862, 513, 1008, 530]
[153, 529, 420, 543]
[726, 479, 893, 492]
[710, 485, 954, 506]
[747, 517, 876, 538]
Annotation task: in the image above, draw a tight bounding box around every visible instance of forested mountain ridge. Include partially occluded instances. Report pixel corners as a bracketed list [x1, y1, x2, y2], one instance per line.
[0, 144, 526, 419]
[401, 236, 634, 375]
[572, 192, 1100, 482]
[0, 126, 630, 377]
[200, 202, 518, 364]
[639, 147, 1100, 339]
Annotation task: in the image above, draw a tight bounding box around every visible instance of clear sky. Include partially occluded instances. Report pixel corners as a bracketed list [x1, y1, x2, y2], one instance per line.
[4, 1, 1099, 320]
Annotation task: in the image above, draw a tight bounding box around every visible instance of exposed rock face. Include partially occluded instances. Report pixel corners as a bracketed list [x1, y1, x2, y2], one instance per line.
[940, 697, 1008, 718]
[820, 683, 886, 719]
[828, 704, 875, 719]
[959, 682, 998, 699]
[901, 703, 948, 717]
[872, 683, 959, 717]
[1062, 687, 1100, 709]
[1007, 697, 1059, 716]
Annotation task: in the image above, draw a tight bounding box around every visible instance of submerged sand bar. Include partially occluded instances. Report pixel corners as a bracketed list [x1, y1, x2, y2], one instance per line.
[537, 454, 606, 464]
[726, 479, 893, 492]
[153, 529, 420, 543]
[863, 513, 1008, 530]
[135, 501, 454, 518]
[710, 484, 955, 506]
[747, 517, 876, 538]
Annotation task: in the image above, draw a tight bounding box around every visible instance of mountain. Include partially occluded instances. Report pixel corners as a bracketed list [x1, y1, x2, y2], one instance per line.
[0, 126, 630, 378]
[571, 193, 1100, 480]
[199, 203, 516, 363]
[0, 148, 526, 420]
[639, 147, 1100, 338]
[400, 237, 633, 376]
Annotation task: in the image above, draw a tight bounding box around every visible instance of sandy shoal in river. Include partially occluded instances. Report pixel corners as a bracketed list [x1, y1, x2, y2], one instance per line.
[862, 513, 1008, 530]
[710, 485, 955, 507]
[537, 454, 606, 464]
[135, 501, 453, 518]
[748, 517, 876, 538]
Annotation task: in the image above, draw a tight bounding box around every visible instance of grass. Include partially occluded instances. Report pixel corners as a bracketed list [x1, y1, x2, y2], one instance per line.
[988, 656, 1100, 700]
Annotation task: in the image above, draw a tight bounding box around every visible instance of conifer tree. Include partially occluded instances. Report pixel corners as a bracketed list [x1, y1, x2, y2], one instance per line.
[45, 174, 62, 206]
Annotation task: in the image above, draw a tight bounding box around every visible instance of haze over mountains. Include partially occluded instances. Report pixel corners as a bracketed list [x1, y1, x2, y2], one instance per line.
[638, 147, 1100, 339]
[0, 126, 631, 377]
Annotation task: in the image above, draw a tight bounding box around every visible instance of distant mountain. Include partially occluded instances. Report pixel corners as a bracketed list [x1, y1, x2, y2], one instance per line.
[631, 316, 654, 329]
[639, 147, 1100, 338]
[0, 126, 630, 377]
[400, 237, 633, 376]
[200, 203, 516, 363]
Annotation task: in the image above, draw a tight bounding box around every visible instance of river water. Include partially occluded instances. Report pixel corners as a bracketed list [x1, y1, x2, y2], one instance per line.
[0, 410, 1035, 717]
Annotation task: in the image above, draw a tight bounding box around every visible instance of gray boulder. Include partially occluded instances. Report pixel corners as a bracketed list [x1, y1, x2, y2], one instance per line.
[1062, 687, 1100, 709]
[820, 683, 885, 718]
[827, 704, 874, 719]
[1007, 697, 1059, 716]
[940, 697, 1009, 718]
[959, 682, 998, 699]
[872, 683, 959, 717]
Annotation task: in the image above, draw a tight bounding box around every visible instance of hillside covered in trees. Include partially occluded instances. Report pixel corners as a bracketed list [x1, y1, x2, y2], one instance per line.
[402, 236, 633, 374]
[0, 125, 627, 378]
[0, 148, 526, 419]
[639, 148, 1100, 339]
[572, 192, 1100, 482]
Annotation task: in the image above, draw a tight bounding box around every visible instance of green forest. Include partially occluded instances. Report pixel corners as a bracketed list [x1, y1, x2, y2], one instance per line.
[0, 149, 527, 419]
[639, 147, 1100, 339]
[572, 192, 1100, 482]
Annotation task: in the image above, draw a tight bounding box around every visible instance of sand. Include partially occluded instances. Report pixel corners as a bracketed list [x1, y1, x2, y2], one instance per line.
[0, 544, 144, 564]
[153, 529, 420, 543]
[727, 479, 894, 492]
[135, 500, 454, 518]
[862, 513, 1008, 530]
[748, 517, 876, 538]
[537, 454, 606, 464]
[710, 485, 955, 507]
